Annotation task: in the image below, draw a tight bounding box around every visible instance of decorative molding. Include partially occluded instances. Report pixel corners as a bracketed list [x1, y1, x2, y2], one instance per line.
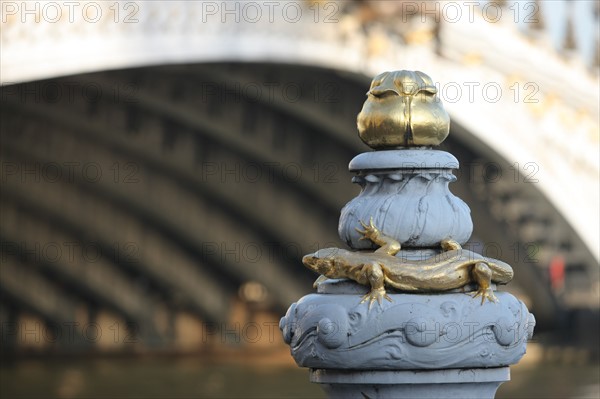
[339, 150, 472, 248]
[280, 285, 534, 370]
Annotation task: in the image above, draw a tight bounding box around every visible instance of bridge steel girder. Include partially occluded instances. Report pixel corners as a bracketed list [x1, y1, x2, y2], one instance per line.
[151, 65, 365, 154]
[0, 104, 311, 311]
[0, 197, 162, 344]
[0, 143, 237, 322]
[1, 94, 342, 271]
[0, 255, 104, 349]
[75, 73, 352, 216]
[0, 257, 77, 326]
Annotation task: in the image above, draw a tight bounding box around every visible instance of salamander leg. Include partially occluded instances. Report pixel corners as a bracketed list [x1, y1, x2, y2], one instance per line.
[471, 262, 498, 304]
[356, 218, 401, 256]
[312, 274, 329, 289]
[359, 262, 392, 309]
[441, 239, 462, 251]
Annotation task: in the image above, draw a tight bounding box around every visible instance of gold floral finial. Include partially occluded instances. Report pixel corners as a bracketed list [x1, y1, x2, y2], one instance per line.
[357, 70, 450, 149]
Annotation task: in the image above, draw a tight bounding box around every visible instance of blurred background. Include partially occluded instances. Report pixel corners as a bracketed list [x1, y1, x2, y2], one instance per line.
[1, 0, 598, 398]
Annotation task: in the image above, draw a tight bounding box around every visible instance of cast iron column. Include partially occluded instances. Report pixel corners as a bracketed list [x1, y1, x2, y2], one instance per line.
[280, 70, 534, 398]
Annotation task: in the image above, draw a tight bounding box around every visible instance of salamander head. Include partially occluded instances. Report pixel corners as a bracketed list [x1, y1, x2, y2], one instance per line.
[302, 248, 347, 276]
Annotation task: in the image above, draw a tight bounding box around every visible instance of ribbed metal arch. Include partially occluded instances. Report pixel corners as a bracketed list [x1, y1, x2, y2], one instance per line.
[0, 195, 162, 343]
[1, 62, 594, 340]
[0, 115, 309, 314]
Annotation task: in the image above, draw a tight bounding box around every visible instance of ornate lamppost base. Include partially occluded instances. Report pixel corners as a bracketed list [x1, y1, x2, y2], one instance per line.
[280, 70, 535, 398]
[281, 279, 534, 368]
[280, 279, 534, 398]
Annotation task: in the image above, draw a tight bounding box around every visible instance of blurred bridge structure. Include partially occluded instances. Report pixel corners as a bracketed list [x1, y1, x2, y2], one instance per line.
[1, 0, 598, 354]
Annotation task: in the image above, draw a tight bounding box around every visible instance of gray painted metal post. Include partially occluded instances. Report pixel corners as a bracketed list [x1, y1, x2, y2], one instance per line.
[280, 71, 534, 398]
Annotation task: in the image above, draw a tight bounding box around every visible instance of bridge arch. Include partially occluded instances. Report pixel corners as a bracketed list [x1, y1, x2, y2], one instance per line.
[3, 1, 597, 261]
[1, 1, 598, 347]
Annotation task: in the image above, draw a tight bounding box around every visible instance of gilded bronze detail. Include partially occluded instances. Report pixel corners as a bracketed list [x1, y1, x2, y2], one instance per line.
[357, 70, 450, 148]
[303, 219, 513, 307]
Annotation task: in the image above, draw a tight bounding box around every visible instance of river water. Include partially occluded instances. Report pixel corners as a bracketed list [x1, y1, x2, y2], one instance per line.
[1, 356, 598, 398]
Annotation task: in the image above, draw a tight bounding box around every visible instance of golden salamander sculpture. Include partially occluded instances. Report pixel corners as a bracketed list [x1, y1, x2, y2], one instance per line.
[303, 219, 513, 308]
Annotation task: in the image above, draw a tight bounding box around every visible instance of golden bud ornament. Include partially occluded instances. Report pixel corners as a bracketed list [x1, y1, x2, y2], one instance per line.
[357, 70, 450, 149]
